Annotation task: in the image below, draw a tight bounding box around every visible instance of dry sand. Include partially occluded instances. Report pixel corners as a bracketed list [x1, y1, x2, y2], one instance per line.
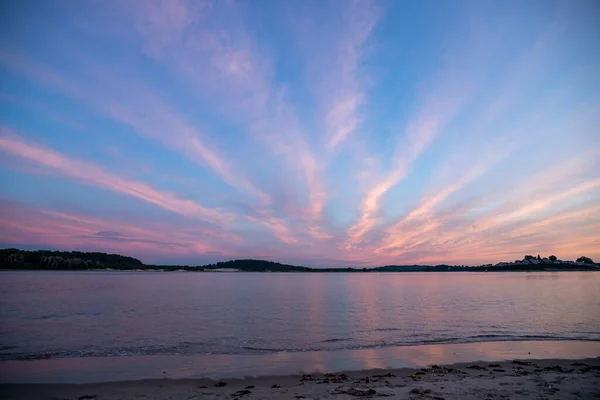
[1, 357, 599, 399]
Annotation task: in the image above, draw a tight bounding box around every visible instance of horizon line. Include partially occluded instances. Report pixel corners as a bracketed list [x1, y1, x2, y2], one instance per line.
[1, 247, 597, 269]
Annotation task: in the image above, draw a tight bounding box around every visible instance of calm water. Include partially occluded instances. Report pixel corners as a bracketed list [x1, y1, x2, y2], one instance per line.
[1, 271, 599, 362]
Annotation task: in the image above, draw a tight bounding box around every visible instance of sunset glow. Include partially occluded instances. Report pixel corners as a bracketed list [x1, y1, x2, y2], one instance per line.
[0, 0, 598, 266]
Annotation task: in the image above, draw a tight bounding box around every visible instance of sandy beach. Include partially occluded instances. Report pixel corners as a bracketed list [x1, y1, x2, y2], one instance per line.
[2, 357, 599, 400]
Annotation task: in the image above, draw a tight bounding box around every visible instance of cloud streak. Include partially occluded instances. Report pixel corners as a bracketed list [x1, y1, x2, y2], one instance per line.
[0, 48, 271, 206]
[0, 201, 235, 262]
[323, 0, 379, 149]
[0, 129, 230, 225]
[123, 0, 331, 240]
[344, 99, 466, 250]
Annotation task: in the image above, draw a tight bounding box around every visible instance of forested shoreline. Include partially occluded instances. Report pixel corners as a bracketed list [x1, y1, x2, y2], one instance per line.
[1, 248, 598, 272]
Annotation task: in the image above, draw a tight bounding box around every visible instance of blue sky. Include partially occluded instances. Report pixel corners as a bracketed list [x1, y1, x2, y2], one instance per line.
[0, 0, 599, 266]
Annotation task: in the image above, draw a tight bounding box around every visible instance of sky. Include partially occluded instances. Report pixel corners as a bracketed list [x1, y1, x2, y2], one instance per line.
[0, 0, 599, 267]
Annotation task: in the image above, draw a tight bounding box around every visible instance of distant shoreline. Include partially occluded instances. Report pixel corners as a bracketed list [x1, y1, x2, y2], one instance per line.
[2, 267, 599, 272]
[1, 248, 599, 272]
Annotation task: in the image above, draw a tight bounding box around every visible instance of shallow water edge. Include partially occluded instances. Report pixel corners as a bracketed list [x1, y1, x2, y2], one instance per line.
[2, 340, 600, 384]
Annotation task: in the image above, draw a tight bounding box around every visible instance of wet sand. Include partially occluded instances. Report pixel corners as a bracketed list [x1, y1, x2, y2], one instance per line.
[2, 357, 599, 400]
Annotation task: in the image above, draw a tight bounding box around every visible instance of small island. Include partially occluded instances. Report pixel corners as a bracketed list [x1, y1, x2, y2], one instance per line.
[1, 248, 598, 272]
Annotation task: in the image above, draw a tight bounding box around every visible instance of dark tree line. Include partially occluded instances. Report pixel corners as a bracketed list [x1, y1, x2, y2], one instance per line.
[523, 254, 594, 264]
[576, 256, 594, 264]
[0, 248, 143, 270]
[0, 248, 597, 271]
[203, 259, 312, 272]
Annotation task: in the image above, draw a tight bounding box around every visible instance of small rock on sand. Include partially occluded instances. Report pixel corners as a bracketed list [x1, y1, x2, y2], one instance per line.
[373, 372, 396, 378]
[467, 364, 486, 370]
[338, 388, 377, 397]
[410, 388, 432, 395]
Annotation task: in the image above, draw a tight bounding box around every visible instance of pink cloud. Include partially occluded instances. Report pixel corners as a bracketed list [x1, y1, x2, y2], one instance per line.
[245, 214, 298, 245]
[0, 129, 231, 225]
[118, 1, 329, 240]
[376, 142, 516, 253]
[340, 17, 584, 255]
[477, 179, 600, 231]
[362, 137, 600, 264]
[128, 0, 209, 57]
[326, 92, 365, 149]
[509, 205, 600, 238]
[318, 0, 380, 149]
[134, 2, 332, 240]
[2, 49, 304, 247]
[0, 49, 272, 207]
[0, 202, 236, 262]
[341, 24, 491, 251]
[375, 177, 600, 263]
[343, 113, 454, 250]
[1, 46, 309, 243]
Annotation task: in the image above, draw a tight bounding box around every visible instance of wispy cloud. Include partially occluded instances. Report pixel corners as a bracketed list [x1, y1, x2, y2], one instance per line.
[0, 129, 231, 225]
[2, 23, 307, 244]
[125, 0, 330, 240]
[344, 98, 466, 250]
[1, 43, 307, 243]
[0, 201, 235, 261]
[508, 204, 600, 239]
[343, 7, 599, 259]
[476, 179, 600, 233]
[105, 90, 273, 205]
[246, 213, 298, 245]
[306, 0, 380, 149]
[375, 162, 600, 262]
[376, 140, 516, 253]
[0, 48, 271, 206]
[340, 12, 497, 251]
